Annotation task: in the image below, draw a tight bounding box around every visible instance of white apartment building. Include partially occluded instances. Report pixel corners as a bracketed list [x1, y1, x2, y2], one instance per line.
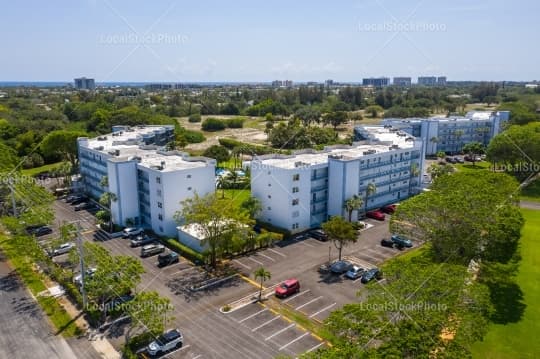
[78, 126, 216, 237]
[250, 126, 424, 233]
[377, 111, 510, 156]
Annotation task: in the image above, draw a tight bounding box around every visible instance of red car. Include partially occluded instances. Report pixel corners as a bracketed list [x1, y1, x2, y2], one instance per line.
[366, 210, 386, 221]
[275, 278, 300, 298]
[381, 204, 397, 214]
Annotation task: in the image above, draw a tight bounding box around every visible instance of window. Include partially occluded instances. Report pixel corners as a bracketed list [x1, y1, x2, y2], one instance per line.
[292, 199, 299, 206]
[292, 187, 299, 193]
[156, 176, 161, 184]
[157, 202, 162, 208]
[158, 214, 163, 221]
[268, 183, 272, 187]
[187, 187, 192, 191]
[159, 226, 163, 232]
[267, 171, 271, 175]
[292, 211, 299, 218]
[157, 189, 162, 197]
[267, 206, 272, 210]
[267, 195, 272, 199]
[293, 174, 300, 181]
[187, 174, 191, 178]
[292, 223, 299, 229]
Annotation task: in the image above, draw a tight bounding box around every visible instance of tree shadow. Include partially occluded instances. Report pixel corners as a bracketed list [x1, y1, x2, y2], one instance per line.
[54, 311, 84, 336]
[488, 281, 526, 324]
[0, 271, 22, 292]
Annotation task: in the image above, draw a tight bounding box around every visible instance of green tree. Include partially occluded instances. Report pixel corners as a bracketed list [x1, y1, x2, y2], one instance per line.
[364, 105, 384, 118]
[40, 130, 86, 167]
[322, 111, 348, 130]
[99, 190, 117, 232]
[343, 195, 363, 222]
[203, 145, 230, 165]
[241, 196, 262, 219]
[427, 162, 454, 180]
[176, 193, 249, 268]
[322, 216, 357, 261]
[123, 291, 174, 348]
[436, 150, 446, 162]
[364, 182, 377, 214]
[253, 267, 271, 302]
[462, 141, 485, 166]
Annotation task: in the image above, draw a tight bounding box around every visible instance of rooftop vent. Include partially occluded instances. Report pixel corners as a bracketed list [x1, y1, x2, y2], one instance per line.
[93, 146, 104, 151]
[97, 136, 108, 141]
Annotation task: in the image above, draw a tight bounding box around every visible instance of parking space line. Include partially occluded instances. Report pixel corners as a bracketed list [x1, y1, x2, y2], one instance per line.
[247, 257, 264, 266]
[347, 256, 376, 268]
[279, 332, 310, 351]
[233, 259, 251, 270]
[265, 323, 295, 341]
[293, 238, 314, 247]
[364, 248, 388, 259]
[282, 289, 310, 303]
[268, 248, 286, 257]
[295, 296, 322, 310]
[257, 253, 276, 262]
[191, 355, 202, 359]
[162, 344, 191, 357]
[238, 308, 268, 323]
[306, 342, 324, 353]
[169, 266, 196, 276]
[309, 303, 336, 318]
[251, 315, 281, 332]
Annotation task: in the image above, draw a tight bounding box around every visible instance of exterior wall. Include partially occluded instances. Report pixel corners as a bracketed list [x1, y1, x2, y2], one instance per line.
[177, 230, 206, 252]
[78, 138, 110, 199]
[107, 160, 139, 226]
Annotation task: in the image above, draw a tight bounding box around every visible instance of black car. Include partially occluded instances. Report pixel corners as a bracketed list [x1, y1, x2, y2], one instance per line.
[74, 202, 94, 211]
[31, 226, 53, 237]
[309, 229, 328, 242]
[157, 252, 180, 267]
[25, 224, 46, 234]
[380, 238, 394, 248]
[330, 260, 353, 274]
[70, 196, 88, 205]
[361, 268, 382, 284]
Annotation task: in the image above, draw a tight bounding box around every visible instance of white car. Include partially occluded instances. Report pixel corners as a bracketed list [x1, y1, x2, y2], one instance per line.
[122, 227, 144, 238]
[50, 242, 75, 257]
[147, 329, 183, 356]
[73, 267, 97, 286]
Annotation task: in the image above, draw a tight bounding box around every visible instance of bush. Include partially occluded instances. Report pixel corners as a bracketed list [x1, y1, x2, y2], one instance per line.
[161, 238, 205, 264]
[218, 138, 243, 149]
[226, 118, 244, 128]
[255, 221, 291, 239]
[202, 118, 226, 131]
[188, 113, 202, 123]
[182, 129, 205, 143]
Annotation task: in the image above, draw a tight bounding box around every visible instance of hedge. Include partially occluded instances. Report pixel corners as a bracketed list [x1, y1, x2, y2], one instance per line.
[161, 238, 205, 264]
[202, 118, 226, 131]
[255, 220, 292, 239]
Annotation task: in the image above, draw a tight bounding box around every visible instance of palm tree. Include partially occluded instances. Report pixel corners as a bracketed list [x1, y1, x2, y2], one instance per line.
[409, 162, 420, 194]
[453, 129, 464, 154]
[429, 136, 439, 155]
[364, 182, 377, 214]
[216, 175, 227, 199]
[254, 267, 271, 301]
[241, 196, 262, 219]
[343, 195, 363, 222]
[99, 191, 117, 232]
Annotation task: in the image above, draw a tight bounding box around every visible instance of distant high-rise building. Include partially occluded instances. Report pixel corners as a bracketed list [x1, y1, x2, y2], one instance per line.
[284, 80, 293, 87]
[393, 77, 412, 87]
[437, 76, 447, 86]
[74, 77, 95, 90]
[417, 76, 437, 86]
[362, 77, 390, 87]
[272, 80, 293, 87]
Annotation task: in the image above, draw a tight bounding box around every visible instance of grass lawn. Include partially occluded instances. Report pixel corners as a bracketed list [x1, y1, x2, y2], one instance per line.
[21, 162, 63, 177]
[471, 208, 540, 358]
[453, 161, 491, 172]
[217, 188, 251, 208]
[521, 179, 540, 203]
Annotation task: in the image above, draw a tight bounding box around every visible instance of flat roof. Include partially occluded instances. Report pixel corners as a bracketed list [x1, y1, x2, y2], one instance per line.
[80, 126, 212, 172]
[256, 126, 417, 169]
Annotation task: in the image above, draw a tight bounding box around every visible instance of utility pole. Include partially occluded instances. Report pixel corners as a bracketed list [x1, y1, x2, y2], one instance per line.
[75, 221, 88, 310]
[8, 177, 17, 217]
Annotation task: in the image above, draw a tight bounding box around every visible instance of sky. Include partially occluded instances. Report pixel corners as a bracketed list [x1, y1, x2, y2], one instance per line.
[1, 0, 539, 82]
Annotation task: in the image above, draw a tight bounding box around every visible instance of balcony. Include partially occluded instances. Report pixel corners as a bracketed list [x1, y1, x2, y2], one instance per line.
[310, 184, 327, 192]
[310, 196, 327, 205]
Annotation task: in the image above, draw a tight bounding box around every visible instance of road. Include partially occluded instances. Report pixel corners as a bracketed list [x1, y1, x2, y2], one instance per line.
[520, 200, 540, 210]
[0, 252, 91, 359]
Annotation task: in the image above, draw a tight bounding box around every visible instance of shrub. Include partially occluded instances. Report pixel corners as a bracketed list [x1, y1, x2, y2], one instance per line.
[218, 138, 243, 149]
[202, 118, 226, 131]
[226, 118, 244, 128]
[182, 129, 205, 143]
[188, 113, 201, 123]
[222, 304, 231, 312]
[161, 238, 205, 264]
[255, 221, 290, 239]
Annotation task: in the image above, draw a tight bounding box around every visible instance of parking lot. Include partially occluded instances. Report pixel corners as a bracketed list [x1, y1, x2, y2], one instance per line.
[49, 197, 420, 358]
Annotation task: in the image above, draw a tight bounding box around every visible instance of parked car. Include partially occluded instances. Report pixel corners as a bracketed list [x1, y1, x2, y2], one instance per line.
[380, 238, 394, 248]
[147, 329, 183, 356]
[74, 202, 93, 211]
[49, 242, 75, 257]
[130, 235, 154, 247]
[275, 278, 300, 298]
[309, 229, 328, 241]
[104, 294, 135, 312]
[65, 194, 83, 203]
[318, 263, 331, 274]
[381, 204, 397, 214]
[391, 234, 413, 248]
[28, 225, 52, 236]
[330, 260, 353, 274]
[140, 244, 165, 258]
[445, 156, 456, 164]
[122, 227, 144, 238]
[345, 265, 365, 280]
[157, 252, 180, 267]
[361, 268, 382, 284]
[73, 267, 97, 286]
[70, 196, 88, 205]
[366, 210, 386, 221]
[454, 156, 464, 163]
